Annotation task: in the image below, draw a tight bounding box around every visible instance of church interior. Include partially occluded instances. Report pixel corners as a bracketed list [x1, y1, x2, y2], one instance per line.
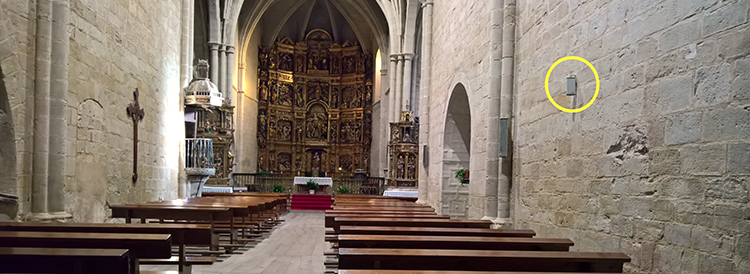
[0, 0, 748, 273]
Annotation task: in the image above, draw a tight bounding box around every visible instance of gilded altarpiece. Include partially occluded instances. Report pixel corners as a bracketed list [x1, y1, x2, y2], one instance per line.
[257, 30, 373, 178]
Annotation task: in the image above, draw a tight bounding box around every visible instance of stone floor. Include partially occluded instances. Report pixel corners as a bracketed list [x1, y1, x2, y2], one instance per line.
[142, 210, 327, 274]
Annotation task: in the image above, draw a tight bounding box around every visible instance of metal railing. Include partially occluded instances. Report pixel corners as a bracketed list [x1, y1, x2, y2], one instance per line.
[231, 173, 386, 195]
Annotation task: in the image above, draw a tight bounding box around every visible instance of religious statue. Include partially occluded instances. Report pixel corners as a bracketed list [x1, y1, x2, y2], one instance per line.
[279, 84, 291, 106]
[296, 55, 305, 73]
[407, 156, 416, 179]
[259, 82, 267, 101]
[295, 122, 303, 141]
[295, 86, 304, 106]
[331, 56, 340, 74]
[344, 57, 355, 74]
[295, 153, 302, 171]
[397, 155, 405, 179]
[312, 152, 321, 169]
[279, 121, 291, 141]
[270, 84, 277, 104]
[268, 122, 277, 140]
[281, 53, 293, 71]
[307, 56, 314, 69]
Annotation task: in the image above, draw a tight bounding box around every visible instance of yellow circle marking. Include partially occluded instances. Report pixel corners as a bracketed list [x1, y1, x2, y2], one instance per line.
[545, 56, 600, 113]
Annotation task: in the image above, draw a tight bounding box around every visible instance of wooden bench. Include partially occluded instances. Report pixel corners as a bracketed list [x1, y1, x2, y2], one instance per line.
[0, 221, 217, 272]
[332, 206, 435, 212]
[0, 247, 130, 274]
[333, 217, 492, 232]
[325, 214, 450, 228]
[338, 248, 630, 272]
[338, 226, 536, 237]
[336, 234, 573, 251]
[0, 231, 171, 274]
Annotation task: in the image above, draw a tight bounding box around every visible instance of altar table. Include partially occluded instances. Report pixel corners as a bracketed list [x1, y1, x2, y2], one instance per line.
[294, 177, 333, 194]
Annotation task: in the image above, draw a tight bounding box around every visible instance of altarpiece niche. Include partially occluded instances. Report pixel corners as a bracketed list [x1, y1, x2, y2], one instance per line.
[257, 29, 373, 178]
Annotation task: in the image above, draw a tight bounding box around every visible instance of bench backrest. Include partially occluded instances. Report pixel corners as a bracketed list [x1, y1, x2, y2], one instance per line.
[337, 234, 572, 251]
[337, 248, 630, 272]
[338, 225, 536, 238]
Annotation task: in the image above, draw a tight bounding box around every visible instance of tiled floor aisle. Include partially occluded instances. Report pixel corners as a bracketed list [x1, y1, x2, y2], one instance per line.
[142, 210, 327, 274]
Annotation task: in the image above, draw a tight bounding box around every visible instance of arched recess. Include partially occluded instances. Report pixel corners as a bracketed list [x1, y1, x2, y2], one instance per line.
[441, 83, 471, 219]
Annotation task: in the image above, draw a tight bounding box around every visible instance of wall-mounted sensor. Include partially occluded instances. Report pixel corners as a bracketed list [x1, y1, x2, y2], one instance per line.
[566, 75, 576, 96]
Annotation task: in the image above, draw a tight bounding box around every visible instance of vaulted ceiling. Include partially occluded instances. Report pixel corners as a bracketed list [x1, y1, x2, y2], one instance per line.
[236, 0, 389, 54]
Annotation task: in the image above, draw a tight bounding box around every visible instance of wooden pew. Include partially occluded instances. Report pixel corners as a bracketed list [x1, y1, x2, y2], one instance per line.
[333, 217, 491, 232]
[203, 192, 290, 212]
[0, 221, 218, 269]
[332, 206, 434, 212]
[110, 204, 232, 254]
[337, 234, 573, 251]
[0, 247, 131, 274]
[0, 231, 171, 274]
[338, 225, 536, 238]
[325, 214, 450, 228]
[337, 248, 630, 272]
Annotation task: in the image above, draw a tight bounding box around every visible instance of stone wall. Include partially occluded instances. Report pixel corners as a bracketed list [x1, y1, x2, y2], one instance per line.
[65, 0, 185, 222]
[425, 0, 492, 218]
[1, 0, 186, 222]
[512, 0, 750, 272]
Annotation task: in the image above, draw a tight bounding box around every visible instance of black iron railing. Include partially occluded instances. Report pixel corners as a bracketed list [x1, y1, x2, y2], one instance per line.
[231, 173, 386, 195]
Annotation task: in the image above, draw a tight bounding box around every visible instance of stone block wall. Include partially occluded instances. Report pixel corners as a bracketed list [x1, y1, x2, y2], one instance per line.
[1, 0, 186, 222]
[513, 0, 750, 272]
[425, 0, 492, 218]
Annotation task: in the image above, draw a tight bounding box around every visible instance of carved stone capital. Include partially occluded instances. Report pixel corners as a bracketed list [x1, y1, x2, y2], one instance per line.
[402, 53, 415, 60]
[420, 0, 434, 7]
[208, 42, 221, 50]
[225, 45, 236, 54]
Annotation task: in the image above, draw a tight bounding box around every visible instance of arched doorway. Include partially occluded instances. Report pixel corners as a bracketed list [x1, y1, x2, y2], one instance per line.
[441, 83, 471, 218]
[0, 66, 18, 220]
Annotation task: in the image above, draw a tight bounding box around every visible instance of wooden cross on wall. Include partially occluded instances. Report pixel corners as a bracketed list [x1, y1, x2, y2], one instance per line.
[127, 87, 145, 183]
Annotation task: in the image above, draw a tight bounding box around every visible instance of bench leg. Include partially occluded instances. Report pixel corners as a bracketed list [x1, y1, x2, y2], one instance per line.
[184, 264, 192, 274]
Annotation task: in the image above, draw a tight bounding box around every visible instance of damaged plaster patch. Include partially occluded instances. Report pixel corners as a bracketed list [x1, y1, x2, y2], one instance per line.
[607, 126, 649, 161]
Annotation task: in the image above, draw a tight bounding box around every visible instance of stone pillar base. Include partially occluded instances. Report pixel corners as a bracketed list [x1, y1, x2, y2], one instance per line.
[491, 217, 513, 229]
[49, 211, 73, 222]
[28, 212, 54, 222]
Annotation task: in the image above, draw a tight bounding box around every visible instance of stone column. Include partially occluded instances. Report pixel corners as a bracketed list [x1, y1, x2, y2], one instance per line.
[380, 68, 389, 177]
[31, 0, 53, 221]
[226, 45, 236, 104]
[417, 0, 433, 204]
[208, 42, 220, 84]
[496, 0, 516, 226]
[388, 54, 398, 122]
[178, 0, 195, 199]
[483, 0, 503, 221]
[219, 44, 227, 98]
[394, 54, 405, 120]
[401, 53, 415, 111]
[48, 0, 72, 219]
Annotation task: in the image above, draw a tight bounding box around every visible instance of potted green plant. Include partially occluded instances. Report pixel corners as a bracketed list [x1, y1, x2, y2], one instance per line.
[337, 186, 350, 194]
[272, 184, 284, 193]
[306, 180, 319, 194]
[455, 168, 469, 184]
